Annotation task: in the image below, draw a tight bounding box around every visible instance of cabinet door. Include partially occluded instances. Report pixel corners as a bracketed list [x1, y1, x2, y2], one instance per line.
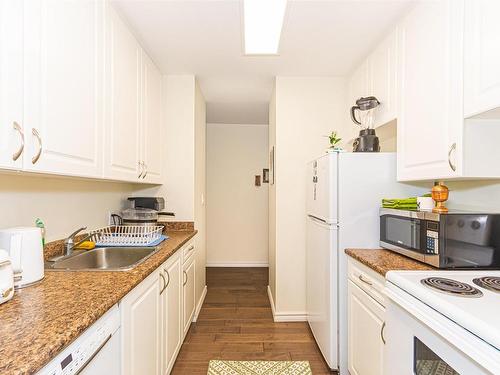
[464, 0, 500, 117]
[23, 0, 104, 177]
[348, 280, 385, 375]
[161, 254, 182, 375]
[0, 0, 24, 170]
[397, 0, 464, 181]
[122, 272, 162, 375]
[141, 52, 163, 184]
[368, 29, 398, 128]
[104, 7, 141, 182]
[183, 258, 196, 335]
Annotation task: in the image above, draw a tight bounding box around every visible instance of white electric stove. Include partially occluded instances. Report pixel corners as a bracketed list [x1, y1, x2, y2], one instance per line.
[384, 270, 500, 375]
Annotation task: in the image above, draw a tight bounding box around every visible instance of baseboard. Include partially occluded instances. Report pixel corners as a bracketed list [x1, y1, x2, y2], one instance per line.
[267, 285, 307, 322]
[267, 285, 276, 318]
[206, 262, 269, 267]
[192, 285, 207, 322]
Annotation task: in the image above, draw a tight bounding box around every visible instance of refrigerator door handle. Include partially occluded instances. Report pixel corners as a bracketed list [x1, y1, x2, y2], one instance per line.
[308, 215, 338, 228]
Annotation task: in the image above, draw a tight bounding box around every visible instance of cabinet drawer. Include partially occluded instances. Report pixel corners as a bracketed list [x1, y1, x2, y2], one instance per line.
[348, 258, 386, 307]
[182, 242, 195, 264]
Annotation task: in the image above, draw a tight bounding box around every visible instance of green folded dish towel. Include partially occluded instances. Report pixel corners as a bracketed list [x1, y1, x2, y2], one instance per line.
[382, 197, 418, 209]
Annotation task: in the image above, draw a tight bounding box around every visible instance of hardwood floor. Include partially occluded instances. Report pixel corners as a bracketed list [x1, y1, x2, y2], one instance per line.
[171, 267, 334, 374]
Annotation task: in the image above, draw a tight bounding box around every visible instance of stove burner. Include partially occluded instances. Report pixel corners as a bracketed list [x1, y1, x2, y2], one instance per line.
[421, 277, 483, 297]
[473, 276, 500, 293]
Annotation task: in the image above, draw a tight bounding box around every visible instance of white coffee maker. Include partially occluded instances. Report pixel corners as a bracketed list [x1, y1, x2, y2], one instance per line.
[0, 227, 44, 288]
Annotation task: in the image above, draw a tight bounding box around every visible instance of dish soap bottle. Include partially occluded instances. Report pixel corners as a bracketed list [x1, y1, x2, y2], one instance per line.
[35, 218, 46, 247]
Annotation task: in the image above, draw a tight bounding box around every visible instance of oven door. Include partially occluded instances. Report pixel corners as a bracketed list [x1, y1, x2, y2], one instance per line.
[384, 287, 497, 375]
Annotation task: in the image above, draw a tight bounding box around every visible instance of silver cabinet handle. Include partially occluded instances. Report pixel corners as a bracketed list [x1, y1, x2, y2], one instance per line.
[0, 260, 11, 267]
[164, 269, 170, 289]
[12, 122, 24, 161]
[381, 322, 386, 345]
[75, 334, 112, 375]
[31, 128, 42, 164]
[358, 274, 373, 286]
[142, 162, 147, 179]
[183, 270, 187, 286]
[188, 245, 194, 251]
[159, 272, 167, 295]
[448, 143, 456, 172]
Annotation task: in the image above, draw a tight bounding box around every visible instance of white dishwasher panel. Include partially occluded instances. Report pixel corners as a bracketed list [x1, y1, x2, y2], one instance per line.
[37, 305, 120, 375]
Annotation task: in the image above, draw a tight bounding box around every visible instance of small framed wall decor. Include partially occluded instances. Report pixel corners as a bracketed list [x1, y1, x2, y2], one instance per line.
[263, 168, 270, 183]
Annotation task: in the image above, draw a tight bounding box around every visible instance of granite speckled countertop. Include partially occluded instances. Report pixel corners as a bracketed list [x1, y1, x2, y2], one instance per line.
[0, 230, 196, 375]
[345, 248, 434, 276]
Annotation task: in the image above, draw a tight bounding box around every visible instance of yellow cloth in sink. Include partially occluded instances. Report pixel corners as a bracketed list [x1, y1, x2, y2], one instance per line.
[74, 241, 95, 250]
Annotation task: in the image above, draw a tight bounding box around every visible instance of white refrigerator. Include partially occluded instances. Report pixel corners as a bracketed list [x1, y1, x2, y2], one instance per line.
[306, 152, 424, 374]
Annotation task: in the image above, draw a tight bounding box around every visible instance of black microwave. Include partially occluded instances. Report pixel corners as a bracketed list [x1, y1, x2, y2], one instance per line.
[380, 208, 500, 268]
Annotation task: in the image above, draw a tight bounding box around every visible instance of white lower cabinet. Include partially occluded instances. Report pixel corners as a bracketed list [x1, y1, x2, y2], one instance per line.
[121, 240, 197, 375]
[347, 259, 386, 375]
[121, 270, 162, 375]
[161, 253, 183, 375]
[183, 255, 196, 335]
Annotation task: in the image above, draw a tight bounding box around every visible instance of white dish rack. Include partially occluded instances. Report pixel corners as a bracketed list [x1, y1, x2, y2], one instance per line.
[88, 225, 164, 247]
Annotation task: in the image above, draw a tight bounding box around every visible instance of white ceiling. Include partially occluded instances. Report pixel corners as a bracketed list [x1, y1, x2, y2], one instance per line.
[112, 0, 415, 124]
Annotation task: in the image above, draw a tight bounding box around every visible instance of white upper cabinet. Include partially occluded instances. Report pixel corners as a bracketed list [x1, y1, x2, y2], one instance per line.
[464, 0, 500, 118]
[104, 7, 141, 182]
[347, 28, 398, 131]
[0, 1, 24, 170]
[0, 1, 165, 183]
[367, 29, 398, 128]
[397, 0, 464, 181]
[348, 62, 368, 111]
[23, 0, 104, 177]
[141, 52, 163, 184]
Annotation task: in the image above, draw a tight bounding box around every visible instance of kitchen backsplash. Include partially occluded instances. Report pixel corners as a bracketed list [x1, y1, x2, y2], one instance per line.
[0, 174, 142, 241]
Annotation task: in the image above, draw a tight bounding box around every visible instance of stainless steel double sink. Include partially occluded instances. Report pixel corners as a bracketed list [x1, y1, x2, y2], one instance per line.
[45, 246, 159, 271]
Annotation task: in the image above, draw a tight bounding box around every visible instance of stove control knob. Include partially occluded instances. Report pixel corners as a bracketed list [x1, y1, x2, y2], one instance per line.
[457, 219, 465, 228]
[471, 220, 481, 230]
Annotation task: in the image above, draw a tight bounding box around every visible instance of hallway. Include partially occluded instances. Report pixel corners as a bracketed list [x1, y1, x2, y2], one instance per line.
[171, 268, 333, 374]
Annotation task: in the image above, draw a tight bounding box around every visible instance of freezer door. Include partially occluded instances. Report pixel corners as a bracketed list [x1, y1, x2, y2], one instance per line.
[307, 153, 337, 223]
[306, 215, 338, 370]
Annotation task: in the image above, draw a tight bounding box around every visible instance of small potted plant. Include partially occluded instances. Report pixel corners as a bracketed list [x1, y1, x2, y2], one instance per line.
[325, 131, 342, 152]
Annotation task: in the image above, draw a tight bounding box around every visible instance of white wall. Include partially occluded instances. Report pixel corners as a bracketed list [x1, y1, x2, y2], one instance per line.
[0, 173, 140, 241]
[270, 76, 348, 316]
[142, 75, 208, 307]
[268, 87, 277, 306]
[194, 80, 207, 303]
[206, 123, 269, 266]
[142, 75, 196, 219]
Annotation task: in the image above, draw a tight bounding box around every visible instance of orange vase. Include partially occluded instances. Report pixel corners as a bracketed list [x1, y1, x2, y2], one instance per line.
[432, 181, 449, 213]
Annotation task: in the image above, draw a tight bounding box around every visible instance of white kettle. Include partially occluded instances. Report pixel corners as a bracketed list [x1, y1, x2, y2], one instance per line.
[0, 249, 14, 304]
[0, 227, 44, 288]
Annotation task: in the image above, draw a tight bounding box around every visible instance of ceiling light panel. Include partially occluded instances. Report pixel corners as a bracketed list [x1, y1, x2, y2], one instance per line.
[244, 0, 287, 55]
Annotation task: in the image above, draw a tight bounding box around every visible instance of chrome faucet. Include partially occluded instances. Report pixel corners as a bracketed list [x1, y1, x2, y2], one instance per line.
[64, 227, 87, 257]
